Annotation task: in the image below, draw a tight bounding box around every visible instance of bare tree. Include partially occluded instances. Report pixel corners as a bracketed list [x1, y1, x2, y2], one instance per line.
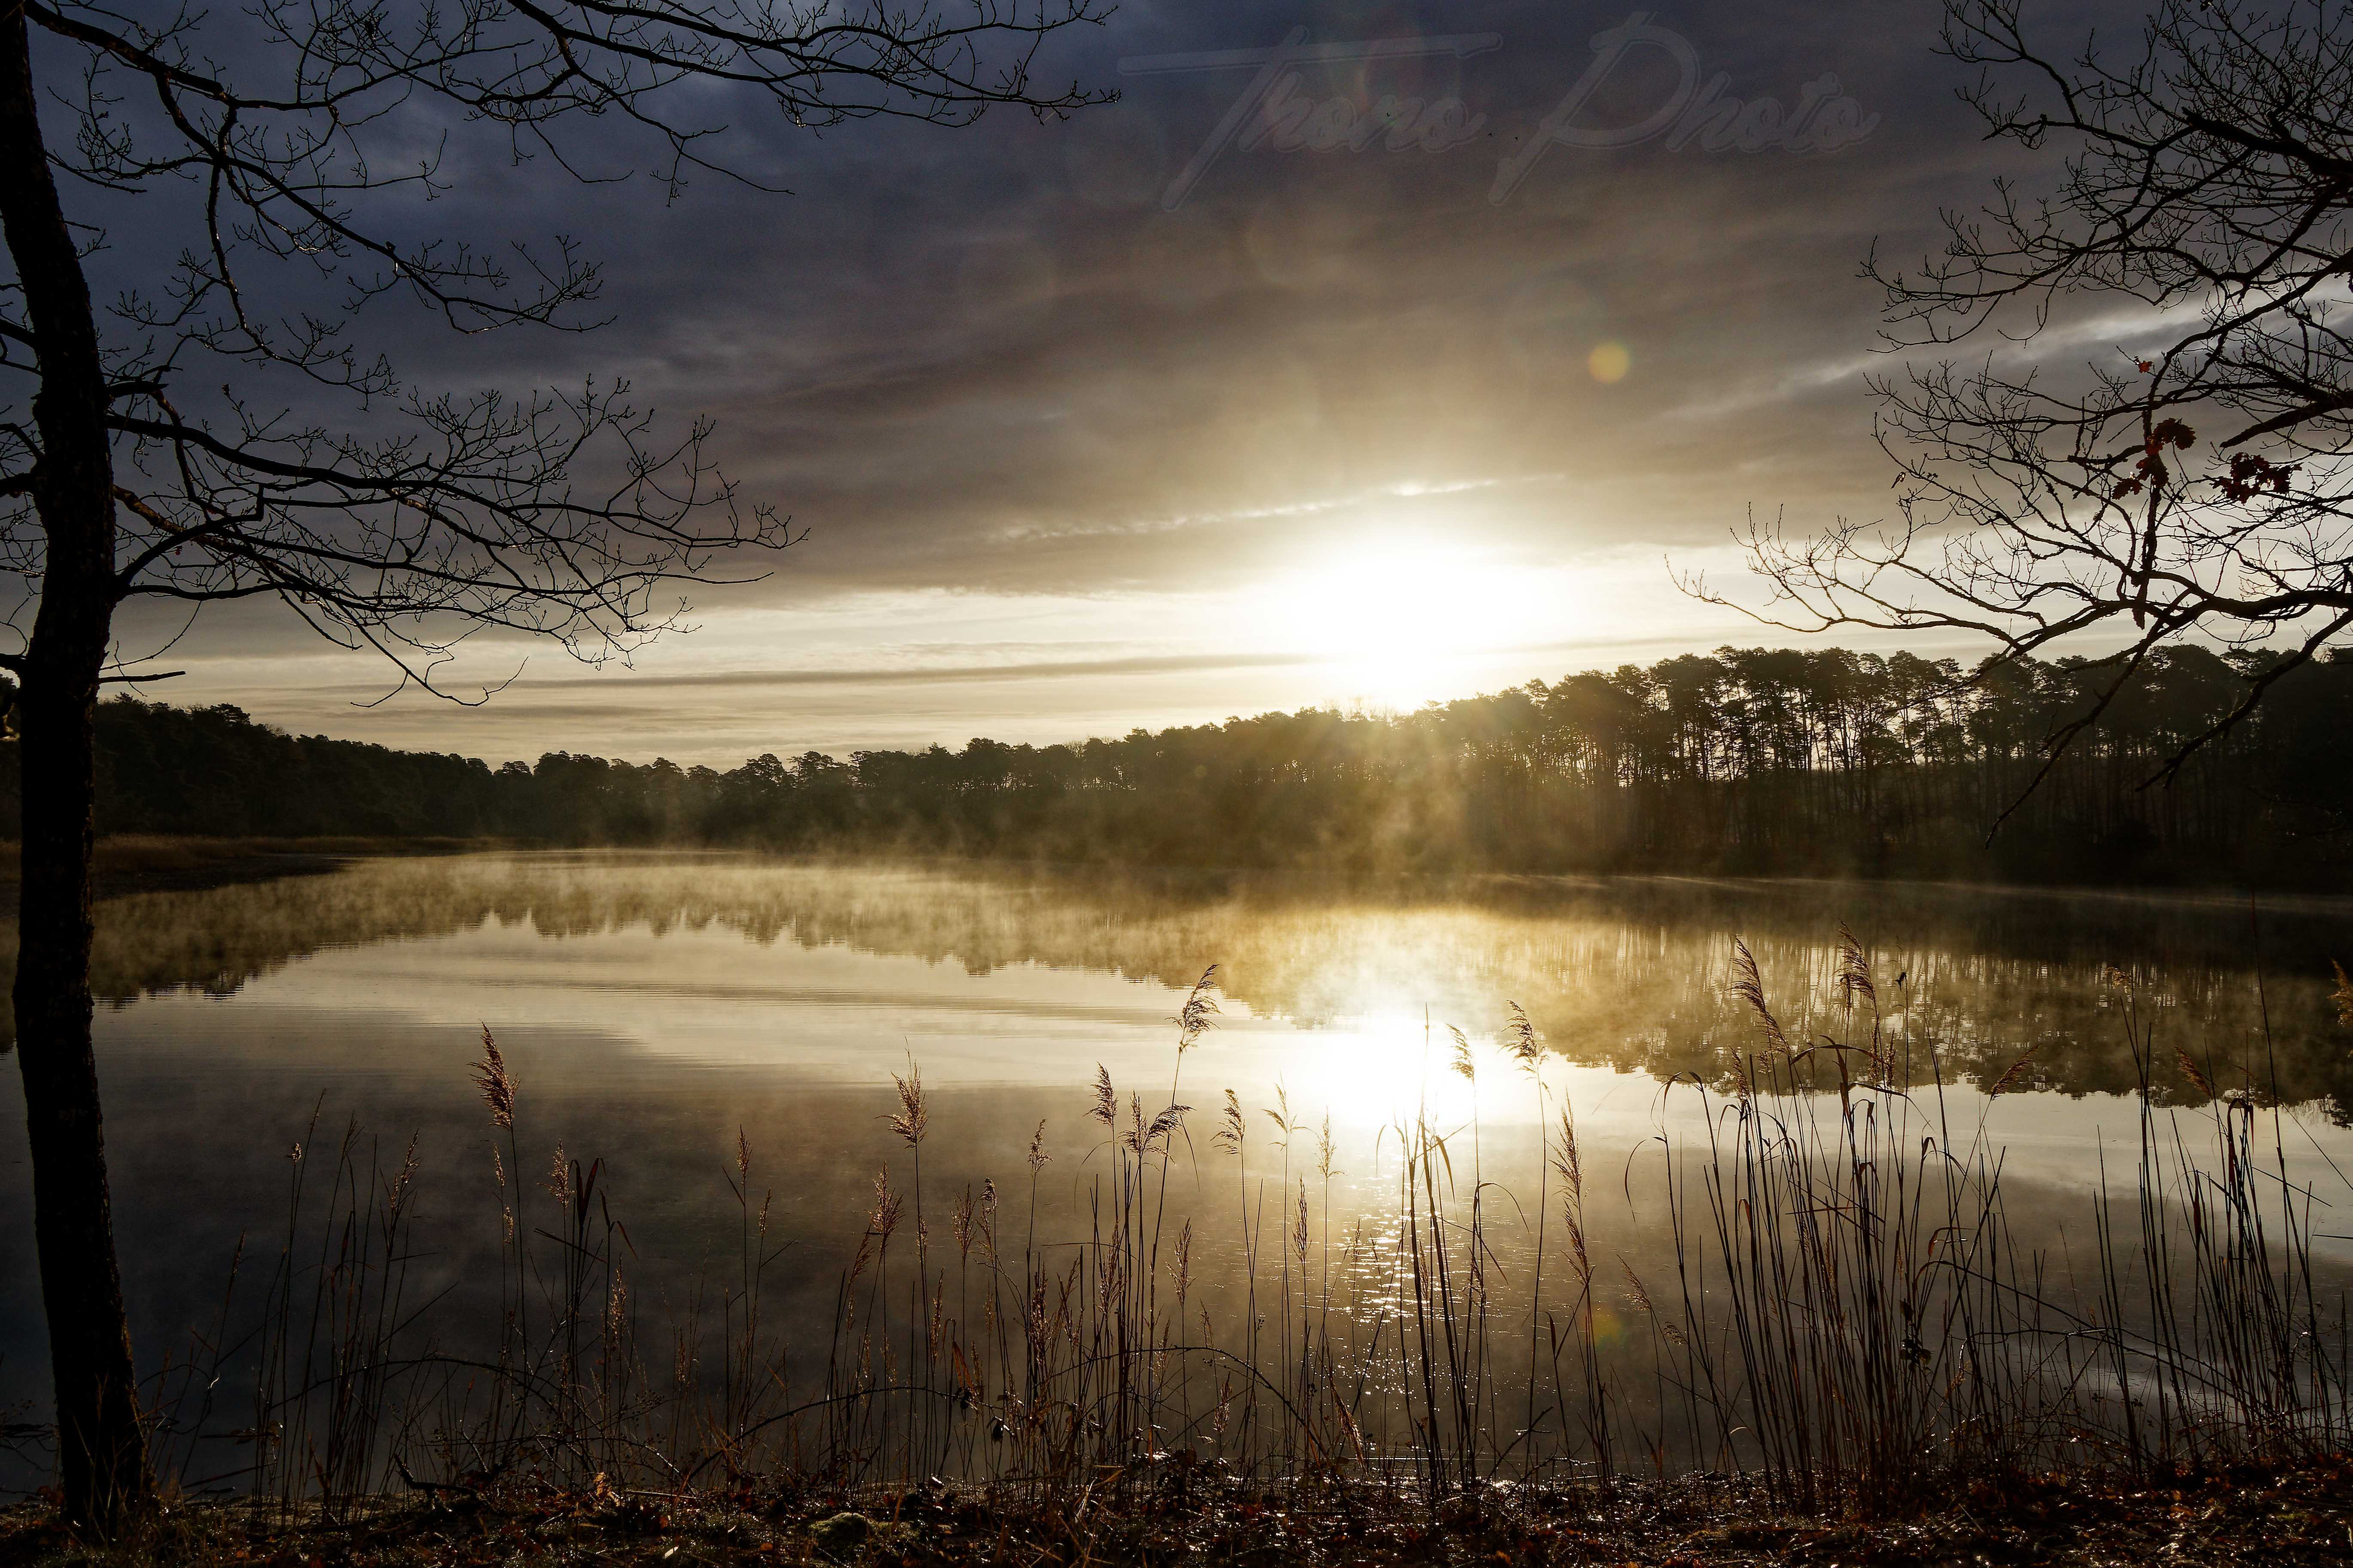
[0, 0, 1107, 1529]
[1694, 0, 2353, 801]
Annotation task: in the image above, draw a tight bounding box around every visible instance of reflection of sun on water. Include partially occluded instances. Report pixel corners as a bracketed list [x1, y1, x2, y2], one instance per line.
[1277, 541, 1549, 712]
[1289, 1010, 1479, 1130]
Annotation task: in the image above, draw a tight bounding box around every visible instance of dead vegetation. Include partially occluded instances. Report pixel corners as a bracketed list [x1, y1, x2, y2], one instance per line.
[6, 1458, 2352, 1568]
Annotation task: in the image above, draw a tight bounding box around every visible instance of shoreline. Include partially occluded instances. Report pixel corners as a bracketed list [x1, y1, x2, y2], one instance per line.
[9, 835, 2349, 912]
[1, 1461, 2344, 1567]
[0, 835, 514, 904]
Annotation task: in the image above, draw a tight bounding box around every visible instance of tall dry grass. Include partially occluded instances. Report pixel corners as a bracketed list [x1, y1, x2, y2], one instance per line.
[103, 935, 2352, 1518]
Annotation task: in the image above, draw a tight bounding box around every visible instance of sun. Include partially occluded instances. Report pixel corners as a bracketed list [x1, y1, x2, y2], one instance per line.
[1275, 541, 1537, 709]
[1286, 1010, 1481, 1130]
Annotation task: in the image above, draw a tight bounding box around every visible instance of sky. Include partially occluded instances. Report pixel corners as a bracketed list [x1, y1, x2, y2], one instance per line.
[80, 0, 2143, 766]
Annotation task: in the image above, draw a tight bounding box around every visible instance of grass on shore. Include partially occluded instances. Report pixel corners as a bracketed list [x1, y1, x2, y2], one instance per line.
[0, 837, 509, 899]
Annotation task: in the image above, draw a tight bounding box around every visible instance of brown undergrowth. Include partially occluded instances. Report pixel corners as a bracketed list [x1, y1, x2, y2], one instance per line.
[5, 1458, 2352, 1568]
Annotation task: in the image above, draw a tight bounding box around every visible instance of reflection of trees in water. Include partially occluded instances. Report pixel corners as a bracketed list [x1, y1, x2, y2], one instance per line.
[12, 853, 2351, 1114]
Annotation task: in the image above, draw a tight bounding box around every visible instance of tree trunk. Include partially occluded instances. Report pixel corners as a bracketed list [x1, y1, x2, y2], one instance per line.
[10, 675, 145, 1531]
[0, 7, 151, 1531]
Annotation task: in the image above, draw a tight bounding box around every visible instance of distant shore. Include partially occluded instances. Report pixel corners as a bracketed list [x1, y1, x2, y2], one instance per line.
[6, 834, 2352, 910]
[0, 833, 509, 904]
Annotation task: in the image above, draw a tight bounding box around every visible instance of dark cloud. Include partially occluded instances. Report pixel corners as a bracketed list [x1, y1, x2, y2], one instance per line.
[49, 0, 2156, 757]
[539, 0, 1987, 596]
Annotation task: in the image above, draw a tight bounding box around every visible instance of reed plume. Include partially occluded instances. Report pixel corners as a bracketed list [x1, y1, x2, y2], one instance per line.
[1448, 1025, 1476, 1082]
[1550, 1103, 1584, 1209]
[1213, 1090, 1245, 1156]
[1175, 965, 1221, 1051]
[869, 1166, 902, 1244]
[845, 1228, 873, 1291]
[1125, 1094, 1188, 1155]
[1551, 1104, 1591, 1301]
[387, 1134, 420, 1224]
[1987, 1044, 2040, 1097]
[1837, 925, 1895, 1083]
[1147, 1102, 1189, 1149]
[1729, 939, 1790, 1054]
[1836, 923, 1878, 1012]
[472, 1026, 515, 1130]
[1505, 1002, 1544, 1074]
[888, 1060, 929, 1146]
[1620, 1258, 1654, 1315]
[1265, 1083, 1300, 1145]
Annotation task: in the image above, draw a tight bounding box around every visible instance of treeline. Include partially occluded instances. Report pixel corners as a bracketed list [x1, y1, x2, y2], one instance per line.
[4, 644, 2350, 885]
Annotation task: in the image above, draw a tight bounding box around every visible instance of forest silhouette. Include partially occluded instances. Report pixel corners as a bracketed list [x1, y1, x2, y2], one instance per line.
[7, 642, 2349, 886]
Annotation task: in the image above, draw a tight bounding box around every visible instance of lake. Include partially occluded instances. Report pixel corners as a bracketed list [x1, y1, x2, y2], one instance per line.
[3, 851, 2349, 1489]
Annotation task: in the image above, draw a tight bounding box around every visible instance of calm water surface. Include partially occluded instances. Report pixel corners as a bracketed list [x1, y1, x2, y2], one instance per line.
[3, 850, 2351, 1457]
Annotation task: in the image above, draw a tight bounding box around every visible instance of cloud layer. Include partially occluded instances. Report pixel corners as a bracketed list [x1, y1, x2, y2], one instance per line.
[77, 0, 2107, 765]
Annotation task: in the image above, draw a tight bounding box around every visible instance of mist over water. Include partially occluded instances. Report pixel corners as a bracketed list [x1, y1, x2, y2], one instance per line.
[3, 851, 2349, 1484]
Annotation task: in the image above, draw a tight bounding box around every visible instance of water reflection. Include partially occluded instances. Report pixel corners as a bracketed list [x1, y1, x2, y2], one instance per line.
[12, 852, 2351, 1111]
[0, 852, 2348, 1486]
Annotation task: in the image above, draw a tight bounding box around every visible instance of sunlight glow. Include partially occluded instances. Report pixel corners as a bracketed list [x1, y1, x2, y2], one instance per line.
[1274, 540, 1551, 711]
[1288, 1010, 1478, 1130]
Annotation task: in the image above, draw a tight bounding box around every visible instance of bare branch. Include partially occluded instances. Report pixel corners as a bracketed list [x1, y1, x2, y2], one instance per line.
[1698, 0, 2353, 813]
